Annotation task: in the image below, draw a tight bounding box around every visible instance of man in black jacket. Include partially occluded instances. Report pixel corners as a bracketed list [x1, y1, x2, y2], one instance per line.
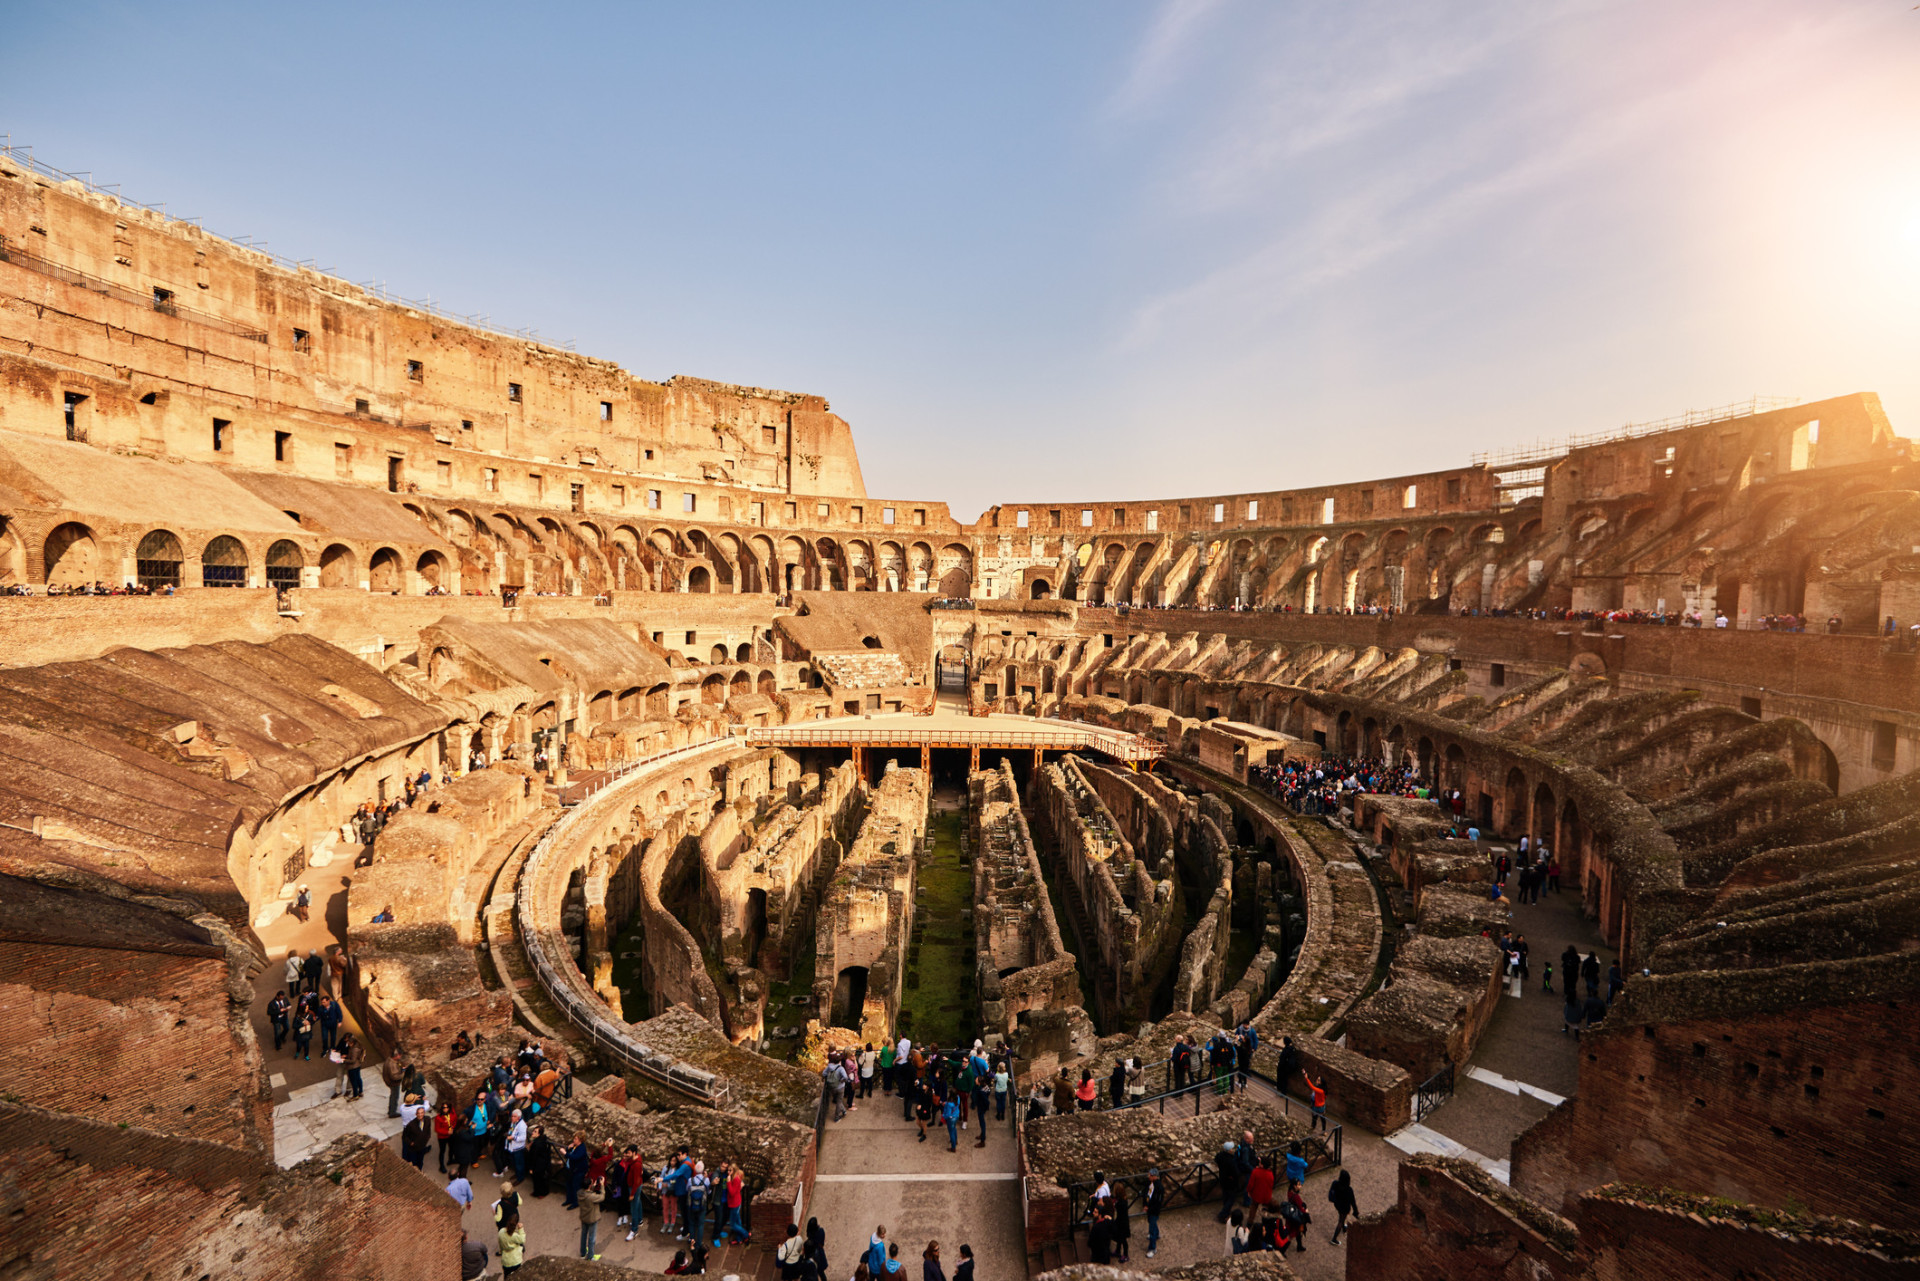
[1275, 1037, 1301, 1094]
[1144, 1168, 1166, 1258]
[1216, 1140, 1243, 1222]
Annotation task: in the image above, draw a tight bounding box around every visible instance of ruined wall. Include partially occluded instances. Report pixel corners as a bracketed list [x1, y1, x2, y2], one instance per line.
[0, 1109, 462, 1281]
[970, 761, 1085, 1061]
[814, 765, 925, 1041]
[1512, 954, 1920, 1233]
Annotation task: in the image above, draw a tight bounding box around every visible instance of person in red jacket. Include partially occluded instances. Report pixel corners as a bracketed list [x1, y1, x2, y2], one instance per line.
[1246, 1156, 1276, 1218]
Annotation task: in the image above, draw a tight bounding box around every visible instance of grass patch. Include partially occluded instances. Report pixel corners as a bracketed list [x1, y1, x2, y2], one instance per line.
[896, 809, 978, 1047]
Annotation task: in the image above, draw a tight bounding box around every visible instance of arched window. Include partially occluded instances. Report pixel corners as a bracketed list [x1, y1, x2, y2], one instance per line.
[265, 539, 304, 590]
[202, 536, 248, 587]
[135, 529, 183, 589]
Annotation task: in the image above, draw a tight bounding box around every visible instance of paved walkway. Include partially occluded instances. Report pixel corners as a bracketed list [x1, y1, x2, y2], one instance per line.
[809, 1090, 1027, 1281]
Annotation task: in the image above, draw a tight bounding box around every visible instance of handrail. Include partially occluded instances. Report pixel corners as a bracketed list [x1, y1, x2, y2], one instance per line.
[1060, 1129, 1342, 1233]
[745, 723, 1162, 762]
[514, 734, 740, 1108]
[0, 241, 268, 342]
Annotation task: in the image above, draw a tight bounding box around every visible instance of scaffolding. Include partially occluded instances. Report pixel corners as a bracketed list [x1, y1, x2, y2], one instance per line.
[1470, 396, 1800, 472]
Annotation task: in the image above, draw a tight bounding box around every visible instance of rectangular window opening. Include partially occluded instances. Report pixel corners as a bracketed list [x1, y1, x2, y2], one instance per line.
[405, 360, 423, 382]
[291, 327, 311, 353]
[1403, 484, 1418, 509]
[882, 507, 896, 525]
[1490, 662, 1506, 687]
[613, 484, 627, 507]
[1212, 502, 1225, 523]
[1446, 477, 1462, 503]
[648, 489, 662, 509]
[1247, 500, 1259, 520]
[599, 401, 613, 421]
[1080, 509, 1093, 527]
[683, 493, 697, 514]
[508, 382, 523, 402]
[762, 425, 777, 446]
[1016, 509, 1030, 528]
[437, 460, 452, 487]
[335, 443, 353, 477]
[1872, 719, 1897, 770]
[387, 457, 403, 493]
[354, 398, 370, 416]
[212, 418, 231, 452]
[485, 468, 500, 492]
[274, 431, 292, 463]
[460, 419, 474, 432]
[1146, 510, 1159, 532]
[62, 391, 87, 442]
[1322, 497, 1336, 524]
[571, 483, 585, 513]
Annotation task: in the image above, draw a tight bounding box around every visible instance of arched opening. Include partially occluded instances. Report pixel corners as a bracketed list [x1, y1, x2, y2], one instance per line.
[736, 642, 754, 662]
[1444, 744, 1466, 792]
[862, 635, 883, 649]
[688, 565, 712, 594]
[265, 539, 304, 591]
[201, 535, 248, 588]
[319, 543, 357, 589]
[43, 522, 99, 587]
[758, 669, 776, 698]
[134, 529, 183, 590]
[744, 888, 769, 968]
[831, 965, 869, 1029]
[1532, 781, 1556, 844]
[368, 547, 403, 593]
[700, 672, 727, 705]
[416, 549, 451, 592]
[711, 644, 730, 665]
[1503, 767, 1528, 836]
[1029, 578, 1052, 600]
[729, 670, 751, 700]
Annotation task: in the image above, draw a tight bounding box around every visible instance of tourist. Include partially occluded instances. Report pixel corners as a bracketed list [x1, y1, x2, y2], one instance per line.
[1274, 1035, 1300, 1094]
[1089, 1206, 1114, 1263]
[778, 1224, 809, 1281]
[302, 947, 324, 992]
[1144, 1166, 1165, 1258]
[1581, 951, 1602, 999]
[666, 1250, 695, 1276]
[1607, 959, 1625, 1003]
[1327, 1169, 1357, 1244]
[505, 1108, 529, 1179]
[497, 1213, 526, 1277]
[1542, 960, 1554, 995]
[806, 1216, 829, 1277]
[914, 1091, 933, 1142]
[1226, 1208, 1249, 1254]
[942, 1094, 960, 1151]
[1112, 1184, 1132, 1262]
[458, 1229, 488, 1281]
[342, 1035, 365, 1100]
[1109, 1057, 1127, 1109]
[1215, 1139, 1243, 1222]
[879, 1040, 897, 1094]
[1075, 1069, 1097, 1111]
[291, 1004, 314, 1060]
[1283, 1141, 1307, 1188]
[953, 1244, 974, 1281]
[868, 1227, 888, 1277]
[1171, 1034, 1193, 1091]
[283, 951, 302, 999]
[1563, 987, 1583, 1035]
[447, 1166, 474, 1210]
[1283, 1183, 1312, 1252]
[719, 1162, 747, 1244]
[268, 990, 291, 1051]
[493, 1179, 520, 1229]
[859, 1043, 877, 1097]
[922, 1241, 944, 1281]
[825, 1055, 848, 1122]
[1307, 1073, 1329, 1132]
[563, 1131, 590, 1209]
[1052, 1069, 1075, 1115]
[1582, 991, 1608, 1034]
[687, 1159, 711, 1243]
[401, 1106, 432, 1169]
[578, 1176, 606, 1259]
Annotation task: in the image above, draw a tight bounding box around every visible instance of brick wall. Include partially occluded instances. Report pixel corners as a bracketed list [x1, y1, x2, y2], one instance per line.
[0, 1103, 462, 1281]
[0, 939, 269, 1150]
[1511, 956, 1920, 1232]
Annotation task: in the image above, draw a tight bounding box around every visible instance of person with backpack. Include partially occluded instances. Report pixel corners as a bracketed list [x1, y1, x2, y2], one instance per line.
[291, 1005, 314, 1061]
[1327, 1169, 1357, 1245]
[824, 1055, 848, 1122]
[578, 1176, 606, 1259]
[686, 1160, 711, 1244]
[1283, 1184, 1312, 1252]
[777, 1224, 810, 1281]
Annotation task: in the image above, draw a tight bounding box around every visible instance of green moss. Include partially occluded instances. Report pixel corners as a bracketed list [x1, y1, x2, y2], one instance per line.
[896, 809, 978, 1047]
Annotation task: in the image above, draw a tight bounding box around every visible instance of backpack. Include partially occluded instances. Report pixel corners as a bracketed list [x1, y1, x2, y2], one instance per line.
[688, 1175, 708, 1212]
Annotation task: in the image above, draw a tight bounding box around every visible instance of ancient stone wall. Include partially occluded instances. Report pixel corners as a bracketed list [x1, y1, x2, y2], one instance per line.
[1511, 953, 1920, 1233]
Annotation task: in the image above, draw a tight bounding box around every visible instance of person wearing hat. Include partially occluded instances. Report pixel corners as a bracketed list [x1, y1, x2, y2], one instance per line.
[1144, 1166, 1165, 1258]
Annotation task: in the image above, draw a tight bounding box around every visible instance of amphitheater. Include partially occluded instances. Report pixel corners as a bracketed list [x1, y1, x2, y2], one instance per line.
[1, 147, 1916, 1281]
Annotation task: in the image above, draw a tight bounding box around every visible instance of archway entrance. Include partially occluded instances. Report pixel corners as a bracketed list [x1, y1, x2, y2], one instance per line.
[830, 965, 869, 1029]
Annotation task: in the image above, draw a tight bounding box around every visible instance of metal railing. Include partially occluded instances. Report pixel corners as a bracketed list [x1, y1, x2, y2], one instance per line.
[1062, 1130, 1342, 1233]
[0, 240, 268, 342]
[1469, 395, 1800, 471]
[745, 722, 1162, 762]
[514, 735, 738, 1107]
[1414, 1060, 1454, 1123]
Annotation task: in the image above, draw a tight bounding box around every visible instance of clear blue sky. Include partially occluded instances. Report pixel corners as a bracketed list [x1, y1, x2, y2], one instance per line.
[7, 1, 1918, 519]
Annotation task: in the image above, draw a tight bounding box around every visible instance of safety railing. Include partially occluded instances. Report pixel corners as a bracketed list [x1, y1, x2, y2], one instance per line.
[1062, 1131, 1341, 1234]
[514, 734, 738, 1108]
[0, 240, 268, 342]
[744, 722, 1162, 762]
[1414, 1060, 1454, 1123]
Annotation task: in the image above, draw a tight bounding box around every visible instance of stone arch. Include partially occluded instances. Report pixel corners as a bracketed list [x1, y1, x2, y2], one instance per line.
[415, 549, 451, 591]
[1531, 780, 1555, 843]
[368, 546, 403, 593]
[688, 565, 712, 593]
[201, 535, 249, 588]
[0, 517, 25, 587]
[1503, 767, 1528, 835]
[134, 528, 184, 589]
[265, 539, 304, 591]
[758, 668, 777, 698]
[320, 543, 357, 589]
[710, 643, 729, 664]
[43, 522, 99, 586]
[1029, 577, 1053, 600]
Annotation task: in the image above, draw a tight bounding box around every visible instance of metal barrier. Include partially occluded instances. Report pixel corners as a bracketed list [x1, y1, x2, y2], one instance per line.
[1414, 1061, 1454, 1123]
[1062, 1130, 1341, 1233]
[0, 241, 268, 343]
[513, 735, 740, 1108]
[745, 722, 1162, 763]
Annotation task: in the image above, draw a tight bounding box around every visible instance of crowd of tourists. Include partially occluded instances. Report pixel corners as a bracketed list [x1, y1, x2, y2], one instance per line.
[820, 1039, 1014, 1151]
[3, 580, 176, 595]
[1247, 753, 1428, 816]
